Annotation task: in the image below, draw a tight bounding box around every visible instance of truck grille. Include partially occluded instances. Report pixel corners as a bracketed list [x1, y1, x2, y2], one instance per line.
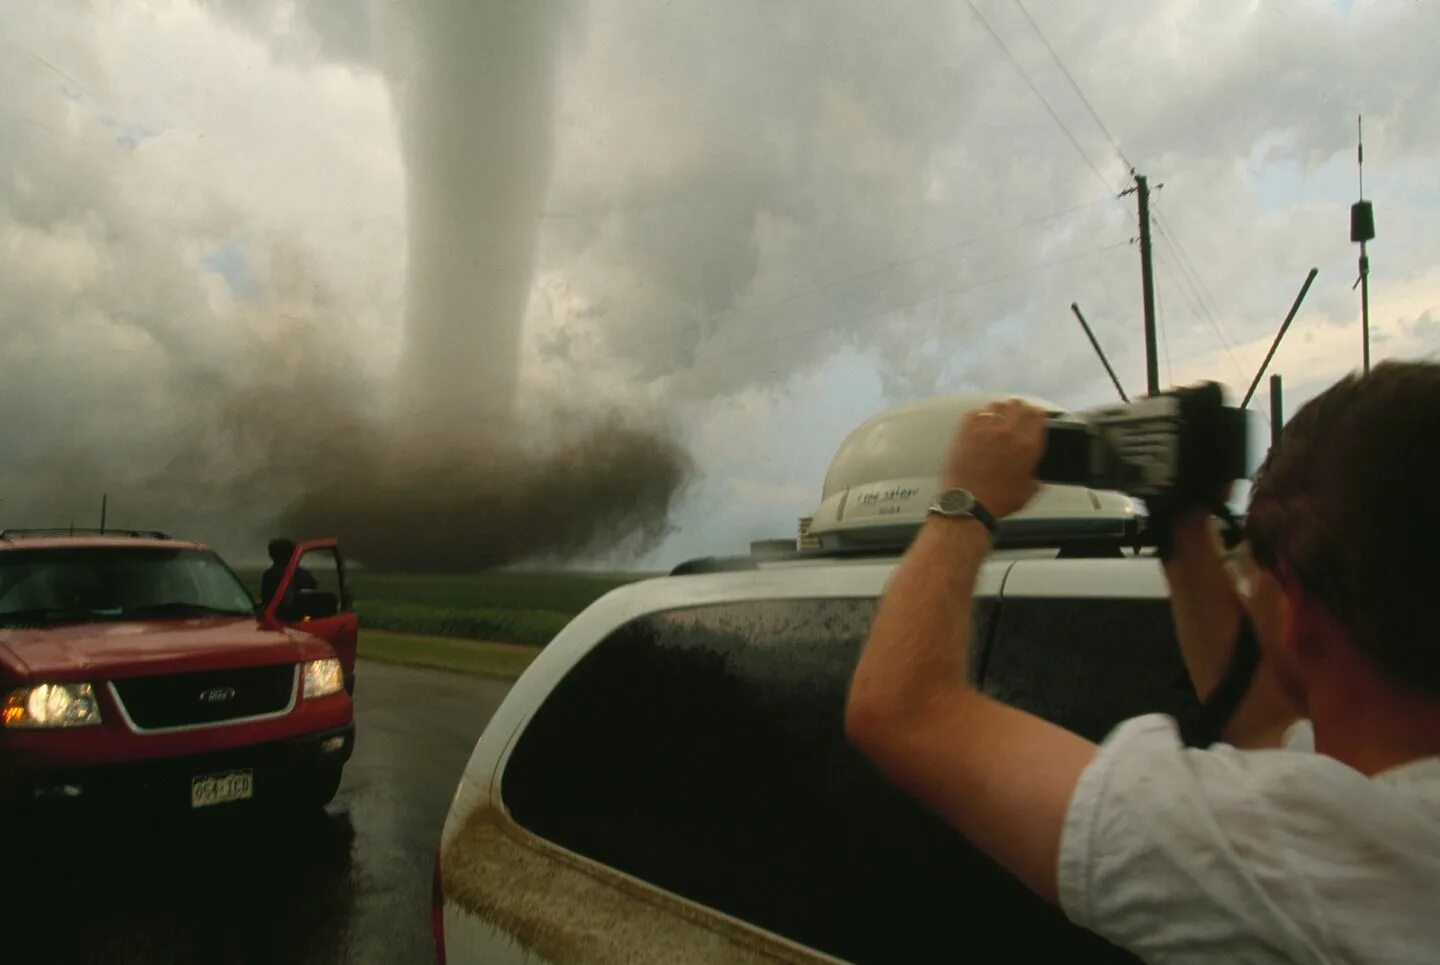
[111, 664, 297, 731]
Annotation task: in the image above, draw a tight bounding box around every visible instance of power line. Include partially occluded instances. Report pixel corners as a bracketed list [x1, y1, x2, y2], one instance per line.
[1156, 243, 1248, 385]
[961, 0, 1122, 196]
[1150, 207, 1244, 368]
[1153, 223, 1219, 326]
[997, 0, 1254, 386]
[1150, 213, 1249, 378]
[611, 193, 1120, 357]
[1154, 245, 1205, 331]
[1010, 0, 1133, 174]
[997, 0, 1251, 376]
[1156, 250, 1173, 385]
[1152, 211, 1222, 322]
[671, 238, 1136, 370]
[1161, 241, 1243, 380]
[1144, 197, 1225, 331]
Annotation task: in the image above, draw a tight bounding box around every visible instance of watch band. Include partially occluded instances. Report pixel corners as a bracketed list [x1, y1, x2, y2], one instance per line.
[968, 500, 998, 532]
[927, 489, 998, 533]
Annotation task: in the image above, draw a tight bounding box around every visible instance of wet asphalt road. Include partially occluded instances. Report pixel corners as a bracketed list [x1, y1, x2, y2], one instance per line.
[5, 661, 511, 965]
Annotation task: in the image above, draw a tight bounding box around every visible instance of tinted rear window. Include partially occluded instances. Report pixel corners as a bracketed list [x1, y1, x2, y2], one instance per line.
[501, 596, 1141, 963]
[981, 596, 1202, 742]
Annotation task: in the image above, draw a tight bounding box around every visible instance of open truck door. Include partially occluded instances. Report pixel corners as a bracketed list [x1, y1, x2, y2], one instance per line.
[264, 538, 358, 694]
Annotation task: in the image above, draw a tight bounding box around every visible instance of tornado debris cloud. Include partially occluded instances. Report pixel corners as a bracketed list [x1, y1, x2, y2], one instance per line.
[278, 411, 693, 572]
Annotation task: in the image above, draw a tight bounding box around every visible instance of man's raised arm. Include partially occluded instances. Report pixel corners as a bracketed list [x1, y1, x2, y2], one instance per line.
[1163, 513, 1299, 748]
[845, 400, 1095, 904]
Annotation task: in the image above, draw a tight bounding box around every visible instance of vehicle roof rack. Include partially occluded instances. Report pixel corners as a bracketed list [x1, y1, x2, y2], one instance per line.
[670, 516, 1158, 576]
[0, 528, 171, 540]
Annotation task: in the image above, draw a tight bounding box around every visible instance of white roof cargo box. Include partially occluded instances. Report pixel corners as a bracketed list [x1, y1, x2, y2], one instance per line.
[807, 393, 1135, 551]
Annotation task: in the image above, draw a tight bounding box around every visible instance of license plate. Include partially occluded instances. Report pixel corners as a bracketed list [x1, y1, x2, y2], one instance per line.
[190, 769, 254, 808]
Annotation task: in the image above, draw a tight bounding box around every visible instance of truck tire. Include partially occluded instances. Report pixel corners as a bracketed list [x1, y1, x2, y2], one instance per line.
[290, 763, 344, 811]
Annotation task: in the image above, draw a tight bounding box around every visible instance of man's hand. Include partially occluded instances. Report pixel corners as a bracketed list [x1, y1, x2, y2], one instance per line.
[943, 399, 1047, 518]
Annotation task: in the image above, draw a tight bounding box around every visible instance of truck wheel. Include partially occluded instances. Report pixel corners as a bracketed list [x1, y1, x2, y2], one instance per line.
[291, 763, 344, 811]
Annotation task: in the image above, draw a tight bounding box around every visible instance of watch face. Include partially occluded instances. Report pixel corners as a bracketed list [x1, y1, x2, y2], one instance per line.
[936, 489, 976, 515]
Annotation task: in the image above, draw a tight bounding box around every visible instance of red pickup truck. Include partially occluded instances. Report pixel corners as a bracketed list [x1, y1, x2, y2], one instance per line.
[0, 530, 357, 812]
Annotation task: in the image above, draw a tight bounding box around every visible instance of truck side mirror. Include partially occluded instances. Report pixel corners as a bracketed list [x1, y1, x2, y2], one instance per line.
[281, 589, 340, 623]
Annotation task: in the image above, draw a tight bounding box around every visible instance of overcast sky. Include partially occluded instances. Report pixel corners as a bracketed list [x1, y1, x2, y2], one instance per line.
[2, 0, 1436, 568]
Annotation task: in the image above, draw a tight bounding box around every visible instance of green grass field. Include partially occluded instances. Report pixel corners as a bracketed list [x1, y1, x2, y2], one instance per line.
[344, 569, 644, 645]
[346, 569, 648, 614]
[359, 629, 543, 680]
[237, 567, 653, 677]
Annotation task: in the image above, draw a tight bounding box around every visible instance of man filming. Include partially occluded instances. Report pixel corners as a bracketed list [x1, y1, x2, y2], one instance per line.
[847, 360, 1440, 962]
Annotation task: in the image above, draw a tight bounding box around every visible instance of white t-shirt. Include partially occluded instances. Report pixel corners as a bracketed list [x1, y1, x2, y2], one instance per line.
[1058, 714, 1440, 964]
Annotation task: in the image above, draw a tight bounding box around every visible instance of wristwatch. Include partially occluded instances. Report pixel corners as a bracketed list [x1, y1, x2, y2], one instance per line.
[927, 489, 997, 533]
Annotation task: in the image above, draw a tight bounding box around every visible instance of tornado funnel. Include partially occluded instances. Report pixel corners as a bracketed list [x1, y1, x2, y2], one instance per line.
[388, 0, 568, 430]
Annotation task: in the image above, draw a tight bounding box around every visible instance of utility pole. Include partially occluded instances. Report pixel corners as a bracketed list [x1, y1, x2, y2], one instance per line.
[1121, 173, 1161, 395]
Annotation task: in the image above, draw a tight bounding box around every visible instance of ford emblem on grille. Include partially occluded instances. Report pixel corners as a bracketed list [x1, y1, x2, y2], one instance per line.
[198, 686, 237, 704]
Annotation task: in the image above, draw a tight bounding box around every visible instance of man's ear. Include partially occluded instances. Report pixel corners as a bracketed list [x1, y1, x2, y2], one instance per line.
[1277, 566, 1351, 669]
[1274, 564, 1307, 662]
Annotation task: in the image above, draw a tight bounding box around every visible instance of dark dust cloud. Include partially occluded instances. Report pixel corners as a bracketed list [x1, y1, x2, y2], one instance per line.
[222, 353, 694, 572]
[0, 344, 691, 571]
[278, 412, 692, 572]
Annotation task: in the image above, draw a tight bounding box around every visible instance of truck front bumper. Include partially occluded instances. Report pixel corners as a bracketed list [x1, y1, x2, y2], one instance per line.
[0, 723, 355, 810]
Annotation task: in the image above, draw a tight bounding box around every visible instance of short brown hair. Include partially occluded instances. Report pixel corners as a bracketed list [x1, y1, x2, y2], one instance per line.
[1247, 360, 1440, 694]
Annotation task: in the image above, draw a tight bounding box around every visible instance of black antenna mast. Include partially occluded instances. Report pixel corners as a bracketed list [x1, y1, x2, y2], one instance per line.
[1351, 115, 1375, 373]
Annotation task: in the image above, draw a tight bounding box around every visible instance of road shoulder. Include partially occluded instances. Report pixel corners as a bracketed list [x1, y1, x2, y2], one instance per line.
[360, 629, 540, 680]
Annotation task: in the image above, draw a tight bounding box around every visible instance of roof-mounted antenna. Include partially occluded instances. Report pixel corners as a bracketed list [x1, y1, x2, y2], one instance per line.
[1351, 115, 1375, 373]
[1269, 374, 1284, 448]
[1069, 303, 1130, 402]
[1241, 268, 1319, 409]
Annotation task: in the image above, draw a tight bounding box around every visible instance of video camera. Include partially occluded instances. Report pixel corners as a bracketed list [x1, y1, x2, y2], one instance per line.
[1036, 383, 1250, 503]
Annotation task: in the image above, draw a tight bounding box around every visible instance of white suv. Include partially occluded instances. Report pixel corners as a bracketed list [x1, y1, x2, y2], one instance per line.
[435, 396, 1204, 964]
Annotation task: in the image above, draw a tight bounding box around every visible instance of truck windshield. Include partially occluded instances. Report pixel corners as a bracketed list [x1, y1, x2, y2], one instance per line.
[0, 547, 256, 627]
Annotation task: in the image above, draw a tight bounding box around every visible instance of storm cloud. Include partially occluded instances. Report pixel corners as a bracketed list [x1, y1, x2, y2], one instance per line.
[2, 0, 1437, 566]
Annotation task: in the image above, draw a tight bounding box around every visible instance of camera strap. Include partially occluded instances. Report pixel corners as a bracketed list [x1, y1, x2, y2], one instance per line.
[1184, 614, 1262, 747]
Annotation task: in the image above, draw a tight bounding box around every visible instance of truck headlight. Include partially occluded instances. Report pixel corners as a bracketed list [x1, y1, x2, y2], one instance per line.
[302, 658, 344, 699]
[2, 683, 102, 728]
